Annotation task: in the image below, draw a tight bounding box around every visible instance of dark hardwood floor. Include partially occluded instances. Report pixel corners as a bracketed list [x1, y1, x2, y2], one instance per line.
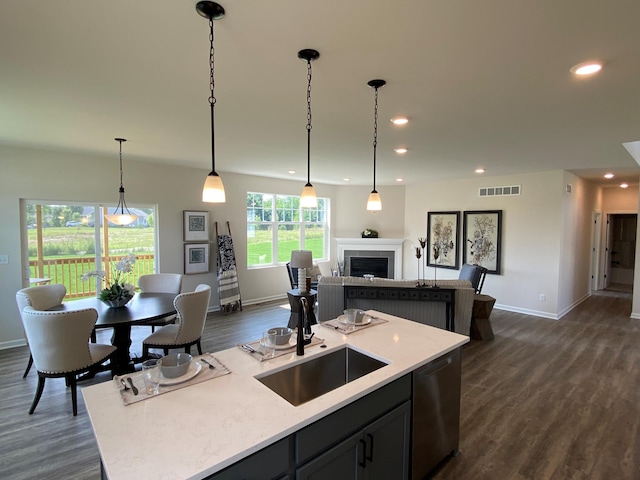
[1, 293, 639, 479]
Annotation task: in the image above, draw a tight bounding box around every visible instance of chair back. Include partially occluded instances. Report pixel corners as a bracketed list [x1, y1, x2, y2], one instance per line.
[138, 273, 182, 294]
[21, 306, 98, 374]
[173, 284, 211, 344]
[458, 264, 487, 294]
[286, 263, 297, 289]
[16, 284, 67, 316]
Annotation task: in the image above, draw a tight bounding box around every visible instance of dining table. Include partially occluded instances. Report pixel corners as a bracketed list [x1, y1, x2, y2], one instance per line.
[53, 292, 177, 375]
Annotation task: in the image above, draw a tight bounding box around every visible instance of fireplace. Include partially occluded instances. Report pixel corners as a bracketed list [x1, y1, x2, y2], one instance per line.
[350, 257, 389, 278]
[336, 237, 404, 279]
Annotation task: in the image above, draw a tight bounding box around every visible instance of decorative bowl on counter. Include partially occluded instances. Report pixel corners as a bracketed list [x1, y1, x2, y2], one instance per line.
[160, 353, 192, 378]
[267, 327, 293, 345]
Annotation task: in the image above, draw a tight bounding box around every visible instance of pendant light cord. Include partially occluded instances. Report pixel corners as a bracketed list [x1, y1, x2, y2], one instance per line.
[372, 86, 379, 191]
[208, 16, 217, 173]
[117, 138, 125, 190]
[306, 58, 313, 185]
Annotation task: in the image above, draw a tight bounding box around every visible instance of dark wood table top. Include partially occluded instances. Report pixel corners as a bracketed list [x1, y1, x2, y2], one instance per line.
[58, 292, 177, 328]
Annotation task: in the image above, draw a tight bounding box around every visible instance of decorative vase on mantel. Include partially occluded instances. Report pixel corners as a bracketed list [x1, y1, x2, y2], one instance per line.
[101, 295, 133, 308]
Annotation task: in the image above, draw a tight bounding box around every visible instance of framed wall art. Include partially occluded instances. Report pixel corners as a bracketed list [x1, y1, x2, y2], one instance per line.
[183, 210, 209, 242]
[426, 211, 460, 270]
[463, 210, 502, 274]
[184, 243, 210, 275]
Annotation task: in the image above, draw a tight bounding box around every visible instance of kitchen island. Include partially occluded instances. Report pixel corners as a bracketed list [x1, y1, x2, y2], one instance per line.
[82, 310, 468, 479]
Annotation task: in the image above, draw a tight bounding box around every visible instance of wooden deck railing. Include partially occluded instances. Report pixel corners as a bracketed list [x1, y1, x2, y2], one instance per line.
[29, 254, 155, 299]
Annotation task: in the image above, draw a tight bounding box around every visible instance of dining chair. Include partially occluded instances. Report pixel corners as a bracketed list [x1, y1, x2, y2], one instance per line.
[458, 263, 488, 294]
[142, 284, 211, 358]
[16, 284, 67, 378]
[137, 273, 183, 332]
[21, 306, 117, 416]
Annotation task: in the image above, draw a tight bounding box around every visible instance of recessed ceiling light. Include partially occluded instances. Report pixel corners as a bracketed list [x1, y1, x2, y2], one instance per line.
[343, 177, 351, 182]
[604, 173, 614, 179]
[620, 183, 629, 189]
[396, 178, 404, 182]
[570, 61, 603, 76]
[288, 170, 296, 174]
[394, 147, 408, 154]
[475, 168, 485, 174]
[391, 117, 409, 126]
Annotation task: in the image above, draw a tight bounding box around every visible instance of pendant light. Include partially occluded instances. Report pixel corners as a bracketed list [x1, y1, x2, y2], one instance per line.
[298, 49, 320, 208]
[104, 138, 137, 226]
[367, 79, 385, 211]
[197, 1, 226, 203]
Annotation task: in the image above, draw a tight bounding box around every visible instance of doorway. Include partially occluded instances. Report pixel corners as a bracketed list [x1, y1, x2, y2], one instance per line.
[604, 213, 636, 293]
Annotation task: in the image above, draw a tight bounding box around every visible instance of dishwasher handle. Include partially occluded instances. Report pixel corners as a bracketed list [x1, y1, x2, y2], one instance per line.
[417, 356, 452, 378]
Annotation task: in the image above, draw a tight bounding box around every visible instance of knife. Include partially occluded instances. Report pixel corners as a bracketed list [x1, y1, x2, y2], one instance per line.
[126, 377, 139, 395]
[242, 344, 263, 356]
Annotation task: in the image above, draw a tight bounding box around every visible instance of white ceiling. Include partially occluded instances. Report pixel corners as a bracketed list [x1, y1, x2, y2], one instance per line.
[2, 0, 640, 188]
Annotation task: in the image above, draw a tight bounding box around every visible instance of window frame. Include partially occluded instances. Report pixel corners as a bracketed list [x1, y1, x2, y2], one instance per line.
[247, 192, 329, 269]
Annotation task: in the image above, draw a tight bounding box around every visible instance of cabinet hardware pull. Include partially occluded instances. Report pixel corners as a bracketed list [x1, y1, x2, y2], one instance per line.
[366, 433, 374, 462]
[358, 438, 367, 468]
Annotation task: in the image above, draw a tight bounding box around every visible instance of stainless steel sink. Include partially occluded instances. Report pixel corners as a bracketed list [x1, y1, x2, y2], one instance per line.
[255, 346, 388, 406]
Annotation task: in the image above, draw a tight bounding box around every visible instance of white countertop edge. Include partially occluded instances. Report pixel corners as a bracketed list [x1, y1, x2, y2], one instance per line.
[83, 310, 469, 480]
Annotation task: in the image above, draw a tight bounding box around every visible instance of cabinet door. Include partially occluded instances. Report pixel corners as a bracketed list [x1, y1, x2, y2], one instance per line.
[363, 401, 411, 480]
[206, 437, 291, 480]
[296, 431, 363, 480]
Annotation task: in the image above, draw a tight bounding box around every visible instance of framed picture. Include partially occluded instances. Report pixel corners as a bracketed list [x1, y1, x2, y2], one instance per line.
[183, 210, 209, 242]
[426, 211, 460, 270]
[184, 243, 210, 275]
[463, 210, 502, 274]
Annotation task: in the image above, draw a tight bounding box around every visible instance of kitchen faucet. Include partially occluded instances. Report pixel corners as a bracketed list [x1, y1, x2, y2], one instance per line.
[296, 297, 313, 356]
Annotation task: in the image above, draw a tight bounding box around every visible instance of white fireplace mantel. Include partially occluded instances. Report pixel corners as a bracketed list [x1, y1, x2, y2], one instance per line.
[336, 237, 404, 279]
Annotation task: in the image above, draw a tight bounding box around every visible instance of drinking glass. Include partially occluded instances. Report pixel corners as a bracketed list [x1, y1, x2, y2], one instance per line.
[344, 309, 358, 332]
[261, 331, 277, 358]
[142, 359, 161, 395]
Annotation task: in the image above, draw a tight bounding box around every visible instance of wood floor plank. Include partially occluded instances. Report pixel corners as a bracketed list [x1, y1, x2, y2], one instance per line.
[2, 293, 639, 479]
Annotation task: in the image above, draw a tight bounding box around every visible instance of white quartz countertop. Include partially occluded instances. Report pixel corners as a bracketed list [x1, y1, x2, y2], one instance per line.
[82, 310, 469, 480]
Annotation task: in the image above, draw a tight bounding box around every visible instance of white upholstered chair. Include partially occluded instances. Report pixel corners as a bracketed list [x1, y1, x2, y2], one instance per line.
[16, 284, 68, 378]
[142, 284, 211, 358]
[21, 306, 117, 416]
[137, 273, 183, 331]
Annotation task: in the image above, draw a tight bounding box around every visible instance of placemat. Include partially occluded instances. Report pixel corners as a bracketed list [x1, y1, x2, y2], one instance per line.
[320, 314, 388, 334]
[237, 335, 324, 362]
[113, 353, 230, 406]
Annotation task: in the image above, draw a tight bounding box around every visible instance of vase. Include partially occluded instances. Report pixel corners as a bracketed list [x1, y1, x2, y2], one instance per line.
[102, 295, 133, 308]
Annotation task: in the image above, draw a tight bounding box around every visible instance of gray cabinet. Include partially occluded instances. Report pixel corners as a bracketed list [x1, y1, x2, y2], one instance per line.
[205, 436, 292, 480]
[296, 401, 411, 480]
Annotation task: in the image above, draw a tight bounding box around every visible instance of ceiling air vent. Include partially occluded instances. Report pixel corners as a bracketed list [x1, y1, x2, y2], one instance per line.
[478, 185, 521, 197]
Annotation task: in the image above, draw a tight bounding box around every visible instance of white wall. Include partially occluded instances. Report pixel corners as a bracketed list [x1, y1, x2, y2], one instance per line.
[0, 144, 337, 348]
[403, 171, 577, 319]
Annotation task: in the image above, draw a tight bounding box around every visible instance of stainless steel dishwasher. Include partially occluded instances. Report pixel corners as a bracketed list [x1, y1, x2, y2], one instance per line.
[412, 347, 462, 479]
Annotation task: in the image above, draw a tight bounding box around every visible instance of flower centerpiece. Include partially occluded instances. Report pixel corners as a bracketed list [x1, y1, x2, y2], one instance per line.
[81, 253, 137, 307]
[361, 228, 379, 238]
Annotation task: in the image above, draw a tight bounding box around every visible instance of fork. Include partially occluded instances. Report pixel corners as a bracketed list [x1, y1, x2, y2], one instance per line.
[200, 358, 216, 369]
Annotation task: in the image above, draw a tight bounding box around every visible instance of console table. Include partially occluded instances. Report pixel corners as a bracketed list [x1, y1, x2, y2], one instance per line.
[343, 285, 456, 332]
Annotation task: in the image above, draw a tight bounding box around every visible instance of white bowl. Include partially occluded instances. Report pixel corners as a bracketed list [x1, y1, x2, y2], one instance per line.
[267, 327, 293, 345]
[160, 353, 192, 378]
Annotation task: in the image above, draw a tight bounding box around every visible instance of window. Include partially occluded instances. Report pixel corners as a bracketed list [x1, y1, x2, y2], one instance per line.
[247, 192, 328, 267]
[23, 201, 157, 299]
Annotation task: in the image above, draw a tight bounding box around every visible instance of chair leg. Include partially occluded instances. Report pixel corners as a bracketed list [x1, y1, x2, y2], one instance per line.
[69, 375, 78, 416]
[196, 340, 203, 355]
[23, 354, 34, 379]
[90, 329, 97, 344]
[29, 374, 46, 414]
[185, 346, 190, 354]
[142, 344, 149, 359]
